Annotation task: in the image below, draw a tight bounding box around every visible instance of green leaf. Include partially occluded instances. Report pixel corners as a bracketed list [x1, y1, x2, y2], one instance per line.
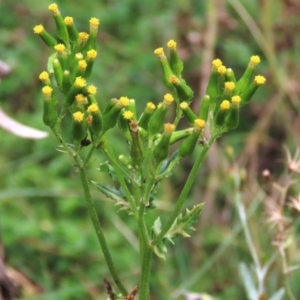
[153, 242, 167, 260]
[56, 144, 75, 156]
[97, 161, 117, 181]
[92, 181, 130, 211]
[159, 149, 179, 175]
[152, 217, 167, 260]
[167, 203, 204, 240]
[151, 204, 204, 259]
[153, 217, 162, 236]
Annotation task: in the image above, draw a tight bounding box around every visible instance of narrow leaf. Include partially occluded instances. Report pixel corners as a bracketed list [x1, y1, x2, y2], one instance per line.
[269, 288, 285, 300]
[92, 181, 130, 211]
[167, 203, 204, 239]
[97, 161, 117, 181]
[239, 262, 258, 300]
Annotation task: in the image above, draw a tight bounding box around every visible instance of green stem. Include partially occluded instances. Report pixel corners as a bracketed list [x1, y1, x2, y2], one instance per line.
[153, 136, 215, 246]
[138, 204, 152, 300]
[76, 159, 128, 296]
[84, 133, 105, 165]
[84, 144, 96, 165]
[104, 142, 138, 216]
[139, 244, 152, 300]
[173, 92, 183, 128]
[142, 137, 155, 205]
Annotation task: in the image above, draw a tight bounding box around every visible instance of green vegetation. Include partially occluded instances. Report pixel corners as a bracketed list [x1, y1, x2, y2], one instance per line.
[1, 1, 300, 299]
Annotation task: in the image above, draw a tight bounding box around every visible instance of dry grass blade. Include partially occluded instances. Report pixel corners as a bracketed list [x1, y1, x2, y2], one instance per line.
[104, 278, 115, 300]
[123, 286, 138, 300]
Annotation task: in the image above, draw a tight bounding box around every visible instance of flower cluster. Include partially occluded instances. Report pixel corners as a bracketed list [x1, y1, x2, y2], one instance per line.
[154, 44, 266, 135]
[34, 3, 103, 146]
[35, 4, 266, 180]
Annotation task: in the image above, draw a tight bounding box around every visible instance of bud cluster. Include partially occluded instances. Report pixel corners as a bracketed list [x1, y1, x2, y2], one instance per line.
[35, 3, 103, 147]
[204, 56, 266, 132]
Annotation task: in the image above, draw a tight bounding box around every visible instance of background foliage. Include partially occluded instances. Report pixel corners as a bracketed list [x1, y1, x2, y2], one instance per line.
[1, 0, 300, 299]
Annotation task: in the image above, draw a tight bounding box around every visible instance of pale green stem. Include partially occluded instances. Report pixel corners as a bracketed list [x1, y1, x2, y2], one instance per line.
[153, 136, 215, 246]
[234, 170, 264, 295]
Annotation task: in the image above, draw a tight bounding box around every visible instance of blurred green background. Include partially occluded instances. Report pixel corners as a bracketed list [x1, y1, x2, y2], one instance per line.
[1, 0, 300, 299]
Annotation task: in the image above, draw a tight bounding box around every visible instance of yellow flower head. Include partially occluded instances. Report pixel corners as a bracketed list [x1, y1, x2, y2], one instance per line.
[88, 85, 97, 95]
[220, 100, 230, 111]
[194, 119, 206, 130]
[119, 96, 130, 107]
[254, 75, 266, 85]
[90, 17, 100, 26]
[54, 43, 66, 53]
[79, 32, 89, 42]
[146, 102, 155, 112]
[123, 110, 134, 120]
[87, 49, 97, 60]
[154, 47, 165, 58]
[231, 95, 241, 106]
[42, 85, 53, 96]
[180, 102, 189, 110]
[163, 93, 174, 104]
[87, 104, 99, 113]
[167, 40, 177, 50]
[33, 25, 44, 34]
[75, 53, 84, 60]
[164, 123, 175, 133]
[218, 65, 227, 75]
[48, 3, 59, 15]
[90, 17, 100, 32]
[73, 111, 84, 122]
[250, 55, 260, 67]
[64, 16, 74, 26]
[224, 81, 235, 92]
[212, 59, 223, 69]
[78, 60, 87, 70]
[75, 94, 85, 104]
[39, 71, 49, 81]
[169, 75, 179, 84]
[74, 76, 86, 88]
